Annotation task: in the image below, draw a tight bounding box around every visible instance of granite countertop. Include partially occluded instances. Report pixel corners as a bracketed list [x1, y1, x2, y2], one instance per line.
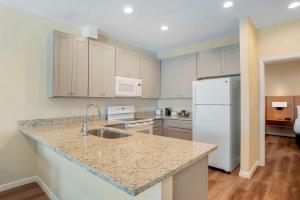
[18, 117, 215, 196]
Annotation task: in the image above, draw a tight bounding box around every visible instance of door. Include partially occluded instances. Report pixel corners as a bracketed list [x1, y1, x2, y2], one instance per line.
[161, 57, 179, 98]
[71, 37, 88, 97]
[222, 45, 240, 75]
[193, 78, 231, 105]
[179, 53, 197, 98]
[193, 104, 231, 171]
[197, 48, 222, 78]
[53, 32, 73, 96]
[116, 48, 141, 78]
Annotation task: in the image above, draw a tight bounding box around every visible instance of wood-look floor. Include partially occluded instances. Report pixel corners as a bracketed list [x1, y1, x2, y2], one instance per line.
[0, 182, 49, 200]
[209, 135, 300, 200]
[1, 135, 299, 200]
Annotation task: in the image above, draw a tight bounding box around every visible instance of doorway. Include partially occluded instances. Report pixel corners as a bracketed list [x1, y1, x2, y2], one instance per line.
[259, 53, 300, 166]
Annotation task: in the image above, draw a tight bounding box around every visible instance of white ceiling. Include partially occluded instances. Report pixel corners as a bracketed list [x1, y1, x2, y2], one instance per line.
[1, 0, 300, 52]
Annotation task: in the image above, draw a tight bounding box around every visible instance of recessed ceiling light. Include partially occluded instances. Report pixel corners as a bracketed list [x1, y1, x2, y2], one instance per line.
[223, 1, 234, 8]
[123, 6, 134, 14]
[288, 1, 300, 9]
[161, 26, 168, 31]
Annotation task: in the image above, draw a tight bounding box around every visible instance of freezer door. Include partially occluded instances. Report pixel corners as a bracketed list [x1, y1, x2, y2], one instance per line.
[193, 78, 231, 105]
[193, 104, 231, 171]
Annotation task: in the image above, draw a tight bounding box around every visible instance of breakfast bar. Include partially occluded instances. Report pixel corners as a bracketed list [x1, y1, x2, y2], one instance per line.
[18, 117, 216, 200]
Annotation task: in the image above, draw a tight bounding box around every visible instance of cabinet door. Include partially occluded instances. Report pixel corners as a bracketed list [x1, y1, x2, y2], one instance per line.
[101, 44, 116, 97]
[154, 60, 161, 98]
[141, 55, 155, 98]
[89, 41, 115, 97]
[222, 45, 240, 75]
[116, 48, 141, 78]
[71, 37, 88, 97]
[179, 53, 197, 98]
[197, 48, 222, 78]
[161, 57, 180, 98]
[153, 127, 163, 136]
[53, 32, 73, 96]
[89, 40, 103, 97]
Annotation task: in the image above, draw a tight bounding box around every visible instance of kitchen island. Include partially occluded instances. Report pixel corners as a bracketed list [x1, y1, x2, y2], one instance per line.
[18, 117, 216, 200]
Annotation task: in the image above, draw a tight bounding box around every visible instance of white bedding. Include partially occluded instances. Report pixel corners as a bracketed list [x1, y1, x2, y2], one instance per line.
[294, 106, 300, 134]
[295, 119, 300, 134]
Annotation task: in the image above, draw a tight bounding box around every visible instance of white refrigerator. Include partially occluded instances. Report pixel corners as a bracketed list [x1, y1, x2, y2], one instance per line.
[193, 77, 240, 172]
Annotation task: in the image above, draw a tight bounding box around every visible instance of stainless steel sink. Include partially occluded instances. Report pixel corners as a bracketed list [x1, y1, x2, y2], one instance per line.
[88, 129, 130, 139]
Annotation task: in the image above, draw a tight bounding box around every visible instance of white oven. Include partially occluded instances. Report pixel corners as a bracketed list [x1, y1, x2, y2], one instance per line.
[107, 106, 153, 134]
[115, 76, 142, 97]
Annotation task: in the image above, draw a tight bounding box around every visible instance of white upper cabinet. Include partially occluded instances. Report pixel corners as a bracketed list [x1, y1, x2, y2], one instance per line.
[71, 37, 89, 97]
[116, 48, 141, 79]
[197, 48, 222, 78]
[49, 31, 88, 97]
[89, 40, 115, 97]
[222, 45, 240, 75]
[141, 55, 160, 99]
[161, 53, 197, 98]
[161, 57, 180, 98]
[197, 45, 240, 79]
[179, 53, 197, 98]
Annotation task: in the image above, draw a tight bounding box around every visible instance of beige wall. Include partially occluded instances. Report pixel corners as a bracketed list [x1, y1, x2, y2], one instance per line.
[0, 4, 157, 185]
[258, 19, 300, 59]
[239, 17, 259, 173]
[265, 60, 300, 96]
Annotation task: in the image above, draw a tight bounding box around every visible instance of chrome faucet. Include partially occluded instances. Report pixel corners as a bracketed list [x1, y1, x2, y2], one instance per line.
[81, 103, 101, 136]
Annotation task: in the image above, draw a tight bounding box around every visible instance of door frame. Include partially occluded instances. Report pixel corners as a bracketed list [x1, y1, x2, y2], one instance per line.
[259, 52, 300, 166]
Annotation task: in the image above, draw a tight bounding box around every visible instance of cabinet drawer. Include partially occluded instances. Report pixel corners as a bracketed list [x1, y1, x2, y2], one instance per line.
[153, 127, 163, 136]
[165, 127, 192, 141]
[164, 120, 192, 130]
[153, 119, 163, 128]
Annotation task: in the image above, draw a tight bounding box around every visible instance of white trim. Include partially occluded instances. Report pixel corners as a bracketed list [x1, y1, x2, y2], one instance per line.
[239, 161, 259, 179]
[0, 176, 36, 192]
[35, 176, 58, 200]
[0, 176, 57, 200]
[259, 52, 300, 167]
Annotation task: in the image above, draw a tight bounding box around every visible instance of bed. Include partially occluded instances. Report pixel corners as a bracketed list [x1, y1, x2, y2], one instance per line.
[294, 105, 300, 147]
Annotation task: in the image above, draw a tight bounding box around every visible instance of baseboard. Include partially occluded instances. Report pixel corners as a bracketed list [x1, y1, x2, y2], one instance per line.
[0, 176, 36, 192]
[35, 176, 58, 200]
[239, 161, 259, 179]
[0, 176, 57, 200]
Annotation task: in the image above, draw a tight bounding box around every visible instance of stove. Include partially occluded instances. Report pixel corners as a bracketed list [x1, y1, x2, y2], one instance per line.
[107, 106, 153, 134]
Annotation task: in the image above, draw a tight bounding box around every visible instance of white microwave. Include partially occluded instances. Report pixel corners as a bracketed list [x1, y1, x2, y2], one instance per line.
[115, 76, 142, 97]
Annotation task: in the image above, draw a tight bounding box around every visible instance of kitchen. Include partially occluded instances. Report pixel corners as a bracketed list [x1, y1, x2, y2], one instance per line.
[1, 1, 300, 200]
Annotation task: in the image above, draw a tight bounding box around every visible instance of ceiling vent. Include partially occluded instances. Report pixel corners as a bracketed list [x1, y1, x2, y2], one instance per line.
[81, 26, 98, 39]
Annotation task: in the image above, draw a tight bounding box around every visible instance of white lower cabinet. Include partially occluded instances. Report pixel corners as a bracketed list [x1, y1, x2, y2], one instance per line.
[163, 120, 192, 141]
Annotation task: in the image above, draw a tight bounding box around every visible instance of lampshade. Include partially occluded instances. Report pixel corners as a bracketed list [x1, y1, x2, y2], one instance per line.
[272, 102, 288, 108]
